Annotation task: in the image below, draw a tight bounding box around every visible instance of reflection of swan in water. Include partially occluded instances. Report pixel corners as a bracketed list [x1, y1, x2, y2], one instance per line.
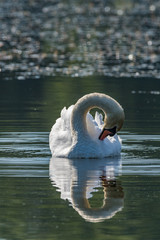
[49, 157, 124, 223]
[49, 93, 124, 158]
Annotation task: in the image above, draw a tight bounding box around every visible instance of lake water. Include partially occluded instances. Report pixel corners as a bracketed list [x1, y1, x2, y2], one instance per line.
[0, 77, 160, 240]
[0, 0, 160, 239]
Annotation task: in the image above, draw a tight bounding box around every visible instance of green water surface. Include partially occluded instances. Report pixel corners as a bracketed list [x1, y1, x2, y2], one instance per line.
[0, 76, 160, 240]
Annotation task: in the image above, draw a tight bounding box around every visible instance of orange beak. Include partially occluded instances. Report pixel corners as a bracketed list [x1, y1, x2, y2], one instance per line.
[99, 126, 117, 141]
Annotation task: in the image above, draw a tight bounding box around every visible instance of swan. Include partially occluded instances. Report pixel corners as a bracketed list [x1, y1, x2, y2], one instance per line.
[49, 93, 124, 158]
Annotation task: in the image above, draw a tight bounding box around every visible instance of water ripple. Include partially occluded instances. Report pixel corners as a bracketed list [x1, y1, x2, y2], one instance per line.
[0, 132, 160, 177]
[0, 132, 50, 177]
[122, 134, 160, 175]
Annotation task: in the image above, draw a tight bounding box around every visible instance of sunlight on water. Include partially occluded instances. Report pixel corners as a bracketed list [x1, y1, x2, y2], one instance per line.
[0, 0, 160, 79]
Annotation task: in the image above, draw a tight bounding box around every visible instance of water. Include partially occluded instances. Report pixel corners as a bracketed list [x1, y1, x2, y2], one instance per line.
[0, 76, 160, 240]
[0, 0, 160, 239]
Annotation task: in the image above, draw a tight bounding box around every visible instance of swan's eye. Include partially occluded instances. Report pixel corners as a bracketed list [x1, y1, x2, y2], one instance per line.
[99, 126, 117, 140]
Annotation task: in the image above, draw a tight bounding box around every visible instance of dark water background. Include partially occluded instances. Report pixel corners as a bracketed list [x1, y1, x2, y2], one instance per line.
[0, 0, 160, 239]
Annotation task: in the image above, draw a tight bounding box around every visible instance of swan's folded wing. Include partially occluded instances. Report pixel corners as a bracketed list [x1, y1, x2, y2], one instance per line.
[49, 105, 74, 156]
[95, 111, 104, 129]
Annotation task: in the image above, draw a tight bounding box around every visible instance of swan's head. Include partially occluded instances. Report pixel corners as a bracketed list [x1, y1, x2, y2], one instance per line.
[71, 92, 124, 142]
[98, 98, 125, 141]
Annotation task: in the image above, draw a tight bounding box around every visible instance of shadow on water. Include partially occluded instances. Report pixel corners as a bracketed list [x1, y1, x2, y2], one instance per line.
[49, 156, 124, 223]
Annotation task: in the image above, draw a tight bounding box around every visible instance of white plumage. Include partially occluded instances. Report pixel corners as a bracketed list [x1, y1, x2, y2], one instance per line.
[49, 93, 124, 158]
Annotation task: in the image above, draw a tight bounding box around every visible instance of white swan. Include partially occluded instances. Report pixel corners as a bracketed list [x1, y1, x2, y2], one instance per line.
[49, 93, 124, 158]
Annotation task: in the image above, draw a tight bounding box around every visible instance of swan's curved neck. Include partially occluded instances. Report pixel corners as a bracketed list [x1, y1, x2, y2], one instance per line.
[71, 93, 123, 142]
[71, 96, 91, 141]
